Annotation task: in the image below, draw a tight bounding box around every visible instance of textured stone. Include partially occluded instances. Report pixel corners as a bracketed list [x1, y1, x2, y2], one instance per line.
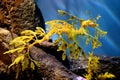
[0, 0, 45, 35]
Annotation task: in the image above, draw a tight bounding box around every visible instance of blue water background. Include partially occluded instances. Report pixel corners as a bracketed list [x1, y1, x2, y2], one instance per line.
[36, 0, 120, 56]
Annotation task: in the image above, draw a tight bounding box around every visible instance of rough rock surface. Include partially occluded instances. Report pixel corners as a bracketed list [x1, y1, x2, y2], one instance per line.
[0, 0, 45, 35]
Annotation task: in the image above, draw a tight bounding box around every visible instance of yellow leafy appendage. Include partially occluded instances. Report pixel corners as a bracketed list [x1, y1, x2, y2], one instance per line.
[84, 53, 115, 80]
[4, 27, 44, 70]
[98, 72, 115, 80]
